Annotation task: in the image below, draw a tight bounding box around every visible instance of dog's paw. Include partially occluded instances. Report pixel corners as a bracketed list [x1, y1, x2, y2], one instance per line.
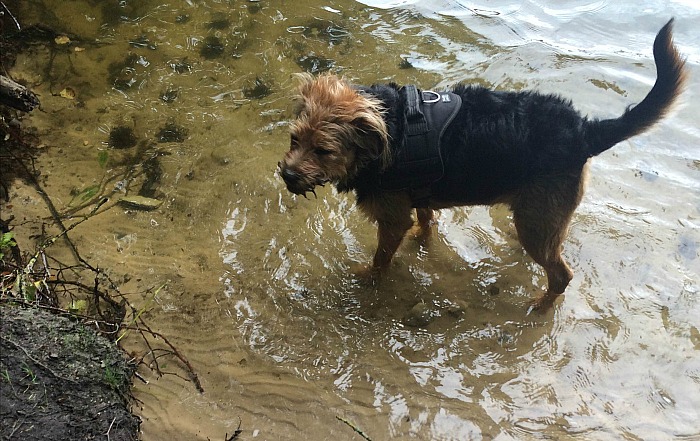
[350, 263, 381, 285]
[407, 223, 432, 245]
[526, 291, 561, 315]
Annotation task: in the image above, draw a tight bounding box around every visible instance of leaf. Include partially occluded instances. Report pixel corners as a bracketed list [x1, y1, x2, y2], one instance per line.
[69, 184, 100, 207]
[0, 231, 16, 249]
[59, 87, 76, 99]
[68, 299, 88, 314]
[118, 195, 163, 211]
[13, 276, 36, 302]
[55, 35, 71, 45]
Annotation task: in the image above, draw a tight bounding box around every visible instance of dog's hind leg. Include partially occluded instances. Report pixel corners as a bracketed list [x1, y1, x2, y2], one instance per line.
[408, 208, 434, 244]
[511, 170, 587, 312]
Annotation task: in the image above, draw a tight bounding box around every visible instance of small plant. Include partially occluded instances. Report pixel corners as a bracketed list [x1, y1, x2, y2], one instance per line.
[103, 365, 122, 390]
[1, 368, 11, 384]
[1, 369, 16, 395]
[21, 362, 37, 385]
[0, 232, 16, 260]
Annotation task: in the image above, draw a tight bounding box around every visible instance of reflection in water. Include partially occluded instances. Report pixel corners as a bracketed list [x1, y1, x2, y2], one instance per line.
[7, 0, 699, 439]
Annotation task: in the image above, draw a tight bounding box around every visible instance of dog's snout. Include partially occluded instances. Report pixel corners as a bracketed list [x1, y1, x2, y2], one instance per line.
[278, 165, 310, 195]
[280, 167, 300, 184]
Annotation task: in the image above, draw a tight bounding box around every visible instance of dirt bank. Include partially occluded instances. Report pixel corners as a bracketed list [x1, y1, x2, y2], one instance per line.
[0, 307, 140, 441]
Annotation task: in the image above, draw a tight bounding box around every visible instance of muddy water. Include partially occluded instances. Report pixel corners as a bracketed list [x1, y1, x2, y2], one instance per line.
[6, 0, 700, 439]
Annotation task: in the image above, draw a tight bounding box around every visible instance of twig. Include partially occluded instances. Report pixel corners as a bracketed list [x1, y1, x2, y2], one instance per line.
[7, 147, 87, 267]
[0, 335, 78, 384]
[158, 370, 195, 384]
[105, 416, 117, 441]
[3, 139, 204, 395]
[7, 419, 25, 439]
[45, 278, 122, 311]
[6, 147, 125, 282]
[116, 284, 162, 343]
[0, 74, 39, 111]
[128, 319, 204, 393]
[0, 2, 21, 30]
[60, 169, 135, 218]
[135, 324, 161, 376]
[336, 416, 372, 441]
[224, 417, 243, 440]
[133, 371, 148, 385]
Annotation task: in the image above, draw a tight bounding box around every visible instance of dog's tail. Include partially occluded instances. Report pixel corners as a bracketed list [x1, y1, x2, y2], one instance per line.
[584, 18, 686, 157]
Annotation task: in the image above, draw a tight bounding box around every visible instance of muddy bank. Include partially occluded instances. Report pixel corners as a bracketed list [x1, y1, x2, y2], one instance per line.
[0, 307, 140, 441]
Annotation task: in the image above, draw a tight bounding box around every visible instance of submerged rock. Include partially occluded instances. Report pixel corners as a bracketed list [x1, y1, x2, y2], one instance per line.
[108, 126, 137, 149]
[296, 54, 335, 73]
[108, 53, 141, 91]
[207, 13, 231, 30]
[129, 34, 157, 50]
[403, 301, 436, 328]
[200, 36, 225, 59]
[300, 18, 350, 45]
[168, 58, 192, 74]
[159, 87, 179, 103]
[156, 120, 188, 143]
[243, 77, 272, 99]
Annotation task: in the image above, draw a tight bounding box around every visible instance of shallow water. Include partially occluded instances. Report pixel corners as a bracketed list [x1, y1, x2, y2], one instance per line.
[6, 0, 700, 439]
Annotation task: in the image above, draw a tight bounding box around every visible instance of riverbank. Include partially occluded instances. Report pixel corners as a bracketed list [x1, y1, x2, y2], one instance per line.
[0, 306, 140, 441]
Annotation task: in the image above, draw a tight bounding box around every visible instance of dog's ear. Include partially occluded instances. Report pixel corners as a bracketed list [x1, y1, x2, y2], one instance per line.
[350, 111, 390, 168]
[292, 72, 315, 91]
[292, 73, 314, 115]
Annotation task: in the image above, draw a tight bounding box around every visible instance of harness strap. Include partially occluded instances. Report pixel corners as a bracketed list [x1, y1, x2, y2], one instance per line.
[405, 85, 428, 135]
[379, 85, 462, 207]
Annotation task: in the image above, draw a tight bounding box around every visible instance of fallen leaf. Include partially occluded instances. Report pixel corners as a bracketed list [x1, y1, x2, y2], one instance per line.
[69, 184, 99, 207]
[118, 196, 163, 211]
[55, 35, 71, 45]
[68, 299, 88, 313]
[59, 87, 76, 99]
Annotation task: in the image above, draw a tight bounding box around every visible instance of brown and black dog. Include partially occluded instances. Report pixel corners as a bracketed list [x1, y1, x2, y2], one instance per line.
[279, 19, 686, 312]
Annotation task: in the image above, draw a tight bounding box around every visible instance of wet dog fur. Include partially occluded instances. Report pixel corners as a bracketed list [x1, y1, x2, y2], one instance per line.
[279, 19, 686, 311]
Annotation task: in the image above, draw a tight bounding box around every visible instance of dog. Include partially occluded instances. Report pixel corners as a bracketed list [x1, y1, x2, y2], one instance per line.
[279, 19, 686, 312]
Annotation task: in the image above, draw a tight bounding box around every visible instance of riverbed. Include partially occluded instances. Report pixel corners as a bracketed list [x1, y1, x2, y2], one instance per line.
[5, 0, 699, 439]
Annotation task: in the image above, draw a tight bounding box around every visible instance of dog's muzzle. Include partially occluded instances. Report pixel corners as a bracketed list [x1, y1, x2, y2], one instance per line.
[278, 162, 322, 198]
[280, 167, 304, 193]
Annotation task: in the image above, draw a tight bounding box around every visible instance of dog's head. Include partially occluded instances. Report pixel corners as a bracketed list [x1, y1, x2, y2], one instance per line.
[278, 73, 390, 197]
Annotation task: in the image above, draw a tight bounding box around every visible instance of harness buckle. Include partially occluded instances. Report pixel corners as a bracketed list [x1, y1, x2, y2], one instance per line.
[421, 90, 441, 103]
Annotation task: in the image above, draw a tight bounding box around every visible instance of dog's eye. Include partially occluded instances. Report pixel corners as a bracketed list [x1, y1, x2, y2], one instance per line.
[290, 135, 300, 149]
[316, 148, 332, 156]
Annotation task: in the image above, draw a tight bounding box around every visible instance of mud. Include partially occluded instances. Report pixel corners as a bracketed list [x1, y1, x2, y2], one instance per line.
[0, 307, 140, 441]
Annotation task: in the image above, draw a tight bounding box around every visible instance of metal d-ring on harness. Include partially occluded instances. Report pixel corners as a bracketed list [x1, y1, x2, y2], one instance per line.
[379, 84, 462, 207]
[421, 90, 442, 103]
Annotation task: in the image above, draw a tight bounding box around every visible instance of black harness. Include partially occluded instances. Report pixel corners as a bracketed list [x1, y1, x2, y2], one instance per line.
[379, 85, 462, 207]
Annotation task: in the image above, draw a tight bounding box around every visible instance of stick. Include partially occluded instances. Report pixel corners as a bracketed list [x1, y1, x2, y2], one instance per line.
[0, 75, 40, 112]
[0, 2, 20, 30]
[335, 416, 372, 441]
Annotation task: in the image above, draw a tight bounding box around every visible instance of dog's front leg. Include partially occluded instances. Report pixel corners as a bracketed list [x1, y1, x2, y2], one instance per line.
[356, 193, 414, 279]
[372, 218, 413, 273]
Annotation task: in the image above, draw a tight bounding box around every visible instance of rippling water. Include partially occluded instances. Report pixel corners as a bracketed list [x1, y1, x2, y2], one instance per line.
[7, 0, 700, 439]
